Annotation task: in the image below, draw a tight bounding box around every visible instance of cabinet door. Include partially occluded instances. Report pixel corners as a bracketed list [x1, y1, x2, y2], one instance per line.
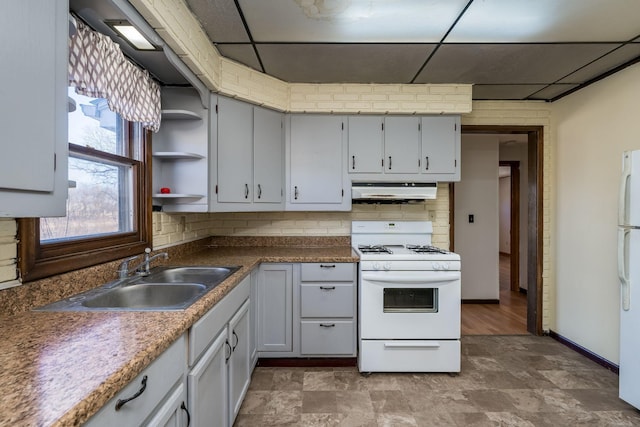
[257, 264, 293, 352]
[217, 97, 253, 204]
[228, 300, 250, 425]
[144, 382, 188, 427]
[188, 327, 228, 427]
[348, 116, 383, 173]
[253, 107, 283, 204]
[421, 116, 459, 175]
[384, 116, 421, 174]
[249, 269, 258, 368]
[289, 115, 344, 204]
[0, 0, 68, 217]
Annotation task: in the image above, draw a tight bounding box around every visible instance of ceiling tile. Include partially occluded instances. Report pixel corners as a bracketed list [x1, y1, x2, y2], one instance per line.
[448, 0, 640, 42]
[238, 0, 468, 42]
[217, 44, 262, 71]
[414, 44, 618, 84]
[185, 0, 250, 43]
[257, 44, 435, 83]
[558, 43, 640, 83]
[527, 84, 580, 100]
[472, 85, 547, 100]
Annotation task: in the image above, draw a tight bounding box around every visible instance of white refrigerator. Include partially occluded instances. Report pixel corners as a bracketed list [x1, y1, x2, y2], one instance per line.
[618, 150, 640, 409]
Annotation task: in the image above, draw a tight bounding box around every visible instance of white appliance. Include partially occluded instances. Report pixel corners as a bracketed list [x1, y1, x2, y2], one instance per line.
[352, 220, 461, 373]
[618, 150, 640, 409]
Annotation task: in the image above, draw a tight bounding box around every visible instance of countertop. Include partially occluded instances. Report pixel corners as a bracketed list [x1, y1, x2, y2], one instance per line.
[0, 245, 358, 427]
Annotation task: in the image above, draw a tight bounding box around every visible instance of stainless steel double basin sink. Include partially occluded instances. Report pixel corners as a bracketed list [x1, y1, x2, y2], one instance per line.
[35, 266, 240, 311]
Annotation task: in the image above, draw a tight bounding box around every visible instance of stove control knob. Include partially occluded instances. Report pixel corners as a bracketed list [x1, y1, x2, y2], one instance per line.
[372, 263, 381, 270]
[432, 262, 441, 270]
[441, 262, 450, 270]
[383, 263, 391, 271]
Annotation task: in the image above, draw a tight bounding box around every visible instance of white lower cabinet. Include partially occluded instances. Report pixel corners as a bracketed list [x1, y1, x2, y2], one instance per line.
[85, 335, 187, 427]
[146, 382, 189, 427]
[186, 275, 252, 427]
[257, 264, 293, 354]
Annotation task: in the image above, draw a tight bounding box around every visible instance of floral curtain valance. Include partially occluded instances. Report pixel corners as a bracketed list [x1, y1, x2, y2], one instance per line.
[68, 20, 161, 132]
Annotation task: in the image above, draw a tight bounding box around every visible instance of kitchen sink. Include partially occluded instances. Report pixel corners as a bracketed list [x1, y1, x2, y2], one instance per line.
[81, 283, 207, 309]
[34, 265, 240, 311]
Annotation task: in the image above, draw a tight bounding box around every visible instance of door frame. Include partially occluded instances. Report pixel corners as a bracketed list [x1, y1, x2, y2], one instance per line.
[499, 160, 520, 293]
[451, 125, 543, 335]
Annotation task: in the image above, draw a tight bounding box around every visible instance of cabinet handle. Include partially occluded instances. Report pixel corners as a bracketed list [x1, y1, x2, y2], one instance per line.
[319, 323, 336, 328]
[425, 156, 430, 170]
[388, 156, 392, 170]
[319, 286, 336, 290]
[352, 155, 355, 170]
[244, 183, 249, 199]
[232, 330, 239, 351]
[320, 264, 336, 268]
[294, 186, 299, 200]
[115, 375, 147, 411]
[181, 402, 191, 427]
[257, 184, 262, 199]
[225, 340, 232, 363]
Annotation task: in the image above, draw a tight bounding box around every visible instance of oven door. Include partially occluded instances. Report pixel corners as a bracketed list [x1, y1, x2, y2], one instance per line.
[360, 270, 460, 339]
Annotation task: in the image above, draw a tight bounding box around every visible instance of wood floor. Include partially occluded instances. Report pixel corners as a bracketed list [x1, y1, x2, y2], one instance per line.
[461, 253, 528, 335]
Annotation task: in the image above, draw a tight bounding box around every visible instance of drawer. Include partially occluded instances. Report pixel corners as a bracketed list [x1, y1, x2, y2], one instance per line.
[300, 263, 354, 282]
[359, 340, 460, 373]
[300, 283, 354, 317]
[85, 334, 186, 427]
[300, 320, 355, 355]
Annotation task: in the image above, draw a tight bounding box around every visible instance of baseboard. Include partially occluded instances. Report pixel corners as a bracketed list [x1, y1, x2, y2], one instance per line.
[462, 299, 499, 304]
[257, 357, 357, 367]
[547, 330, 619, 374]
[519, 287, 528, 295]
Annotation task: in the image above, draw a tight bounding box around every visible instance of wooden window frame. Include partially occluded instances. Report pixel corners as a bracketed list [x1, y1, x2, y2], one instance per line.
[18, 122, 152, 282]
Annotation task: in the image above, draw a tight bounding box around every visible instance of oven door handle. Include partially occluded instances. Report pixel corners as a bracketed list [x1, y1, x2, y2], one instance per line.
[384, 341, 441, 349]
[361, 271, 460, 284]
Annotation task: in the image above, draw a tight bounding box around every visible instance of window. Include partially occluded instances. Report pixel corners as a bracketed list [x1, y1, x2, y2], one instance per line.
[18, 89, 152, 282]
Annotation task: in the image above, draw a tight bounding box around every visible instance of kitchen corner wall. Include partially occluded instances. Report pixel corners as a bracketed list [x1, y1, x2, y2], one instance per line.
[153, 183, 451, 250]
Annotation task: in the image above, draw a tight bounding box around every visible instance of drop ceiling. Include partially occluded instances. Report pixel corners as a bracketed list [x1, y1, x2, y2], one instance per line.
[184, 0, 640, 101]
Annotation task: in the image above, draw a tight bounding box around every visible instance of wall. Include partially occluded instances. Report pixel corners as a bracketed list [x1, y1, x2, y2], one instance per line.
[153, 183, 452, 250]
[500, 141, 529, 290]
[499, 176, 511, 254]
[455, 135, 500, 300]
[0, 219, 18, 290]
[552, 62, 640, 364]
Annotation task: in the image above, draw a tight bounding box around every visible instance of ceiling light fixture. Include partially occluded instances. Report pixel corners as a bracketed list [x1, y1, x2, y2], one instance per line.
[105, 20, 157, 51]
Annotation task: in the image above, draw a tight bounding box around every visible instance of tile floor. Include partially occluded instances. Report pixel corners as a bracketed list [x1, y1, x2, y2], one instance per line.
[235, 335, 640, 426]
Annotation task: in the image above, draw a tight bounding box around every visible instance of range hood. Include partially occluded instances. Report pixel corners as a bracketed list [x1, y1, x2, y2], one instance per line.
[352, 182, 437, 203]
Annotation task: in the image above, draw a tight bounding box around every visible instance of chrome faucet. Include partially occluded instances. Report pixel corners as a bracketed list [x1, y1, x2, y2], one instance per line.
[117, 248, 169, 278]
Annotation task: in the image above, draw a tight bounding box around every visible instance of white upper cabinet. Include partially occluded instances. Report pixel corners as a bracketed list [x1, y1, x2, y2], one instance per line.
[384, 116, 421, 174]
[421, 115, 460, 179]
[0, 0, 68, 217]
[216, 97, 254, 205]
[348, 116, 384, 174]
[213, 97, 284, 212]
[152, 87, 208, 213]
[347, 115, 461, 182]
[287, 115, 350, 211]
[253, 107, 284, 207]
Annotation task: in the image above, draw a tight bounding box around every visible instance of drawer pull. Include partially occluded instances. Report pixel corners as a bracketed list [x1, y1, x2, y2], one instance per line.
[319, 264, 336, 268]
[181, 402, 191, 427]
[319, 286, 336, 290]
[115, 375, 147, 411]
[319, 323, 336, 328]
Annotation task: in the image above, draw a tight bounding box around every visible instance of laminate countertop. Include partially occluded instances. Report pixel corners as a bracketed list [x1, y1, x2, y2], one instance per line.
[0, 245, 358, 427]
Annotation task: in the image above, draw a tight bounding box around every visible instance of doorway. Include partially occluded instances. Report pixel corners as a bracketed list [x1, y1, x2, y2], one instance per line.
[452, 126, 543, 335]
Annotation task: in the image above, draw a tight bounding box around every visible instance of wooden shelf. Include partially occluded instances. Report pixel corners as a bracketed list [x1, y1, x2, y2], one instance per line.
[153, 151, 204, 160]
[161, 109, 202, 120]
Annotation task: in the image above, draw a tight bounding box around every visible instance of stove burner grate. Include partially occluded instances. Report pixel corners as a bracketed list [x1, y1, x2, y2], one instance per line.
[357, 245, 393, 254]
[406, 244, 449, 254]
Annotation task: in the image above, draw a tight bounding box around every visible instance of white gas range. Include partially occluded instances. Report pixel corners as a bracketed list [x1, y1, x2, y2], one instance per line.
[352, 220, 461, 373]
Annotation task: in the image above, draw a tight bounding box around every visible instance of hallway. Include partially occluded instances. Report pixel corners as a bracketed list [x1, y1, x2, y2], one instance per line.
[461, 253, 528, 335]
